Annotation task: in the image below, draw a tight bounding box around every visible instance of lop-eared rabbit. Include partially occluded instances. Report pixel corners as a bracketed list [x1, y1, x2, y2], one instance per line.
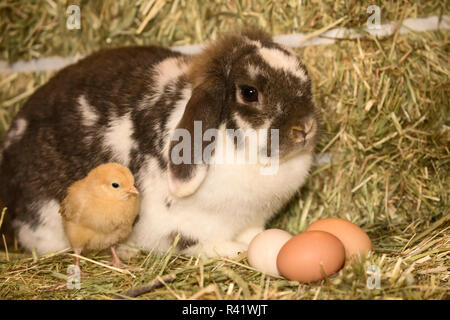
[0, 30, 319, 258]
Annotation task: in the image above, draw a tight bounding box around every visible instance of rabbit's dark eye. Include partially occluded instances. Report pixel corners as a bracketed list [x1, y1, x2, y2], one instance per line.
[112, 183, 119, 188]
[239, 85, 259, 103]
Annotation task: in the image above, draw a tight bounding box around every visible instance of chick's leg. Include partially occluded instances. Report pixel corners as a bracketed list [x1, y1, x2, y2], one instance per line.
[110, 246, 127, 268]
[74, 248, 82, 269]
[67, 248, 84, 277]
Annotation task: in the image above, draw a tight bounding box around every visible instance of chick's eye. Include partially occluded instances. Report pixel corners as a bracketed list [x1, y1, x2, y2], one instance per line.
[239, 85, 258, 103]
[112, 183, 119, 188]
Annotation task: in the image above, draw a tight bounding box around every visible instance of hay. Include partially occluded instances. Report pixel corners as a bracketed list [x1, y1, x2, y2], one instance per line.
[0, 0, 449, 299]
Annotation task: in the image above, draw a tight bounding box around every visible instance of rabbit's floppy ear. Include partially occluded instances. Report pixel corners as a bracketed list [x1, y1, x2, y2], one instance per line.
[167, 31, 257, 197]
[168, 80, 224, 198]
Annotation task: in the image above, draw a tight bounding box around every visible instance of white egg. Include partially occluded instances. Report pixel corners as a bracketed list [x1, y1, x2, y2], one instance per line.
[247, 229, 293, 277]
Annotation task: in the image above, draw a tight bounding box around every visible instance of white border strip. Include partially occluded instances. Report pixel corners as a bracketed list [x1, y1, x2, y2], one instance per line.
[0, 15, 448, 74]
[273, 15, 450, 48]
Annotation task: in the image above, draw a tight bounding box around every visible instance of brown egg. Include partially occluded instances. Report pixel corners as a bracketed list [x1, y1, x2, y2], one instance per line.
[306, 218, 372, 263]
[276, 231, 345, 283]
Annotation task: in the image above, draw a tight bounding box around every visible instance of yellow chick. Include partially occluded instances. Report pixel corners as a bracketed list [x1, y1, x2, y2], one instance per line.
[59, 162, 140, 269]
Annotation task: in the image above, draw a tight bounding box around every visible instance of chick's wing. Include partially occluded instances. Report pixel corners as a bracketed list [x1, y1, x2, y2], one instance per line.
[59, 183, 85, 221]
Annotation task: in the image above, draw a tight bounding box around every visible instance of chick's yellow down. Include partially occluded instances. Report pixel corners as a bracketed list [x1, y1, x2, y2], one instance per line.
[60, 163, 140, 268]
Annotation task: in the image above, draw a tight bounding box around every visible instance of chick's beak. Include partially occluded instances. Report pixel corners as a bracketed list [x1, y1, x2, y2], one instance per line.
[128, 186, 139, 195]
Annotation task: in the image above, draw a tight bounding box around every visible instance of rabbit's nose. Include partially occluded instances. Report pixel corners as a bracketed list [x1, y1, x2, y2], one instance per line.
[290, 118, 315, 147]
[290, 126, 308, 145]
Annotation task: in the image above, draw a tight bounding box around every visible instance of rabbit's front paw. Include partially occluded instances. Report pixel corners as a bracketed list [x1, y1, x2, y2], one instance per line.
[235, 226, 265, 245]
[182, 241, 248, 259]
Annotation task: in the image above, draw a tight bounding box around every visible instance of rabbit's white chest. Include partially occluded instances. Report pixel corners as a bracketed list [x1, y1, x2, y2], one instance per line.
[129, 151, 312, 253]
